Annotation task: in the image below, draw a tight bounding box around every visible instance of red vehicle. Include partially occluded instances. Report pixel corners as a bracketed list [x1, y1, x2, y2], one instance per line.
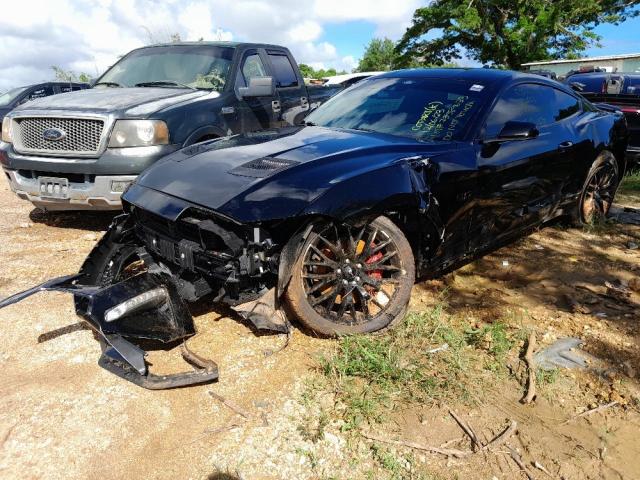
[567, 72, 640, 170]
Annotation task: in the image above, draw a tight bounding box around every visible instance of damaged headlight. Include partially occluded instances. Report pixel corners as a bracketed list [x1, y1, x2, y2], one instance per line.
[108, 119, 169, 148]
[104, 287, 168, 322]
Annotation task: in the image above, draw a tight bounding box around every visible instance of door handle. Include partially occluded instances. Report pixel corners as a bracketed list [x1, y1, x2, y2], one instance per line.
[558, 141, 574, 151]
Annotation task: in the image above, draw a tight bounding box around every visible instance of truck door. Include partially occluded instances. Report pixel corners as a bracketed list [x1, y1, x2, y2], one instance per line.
[265, 49, 309, 126]
[235, 49, 280, 132]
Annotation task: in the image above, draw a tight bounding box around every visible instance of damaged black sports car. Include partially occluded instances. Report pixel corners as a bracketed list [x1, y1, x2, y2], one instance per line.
[0, 69, 629, 388]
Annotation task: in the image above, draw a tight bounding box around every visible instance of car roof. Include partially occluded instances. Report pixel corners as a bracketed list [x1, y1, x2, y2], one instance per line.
[376, 68, 562, 87]
[323, 72, 384, 84]
[132, 41, 290, 51]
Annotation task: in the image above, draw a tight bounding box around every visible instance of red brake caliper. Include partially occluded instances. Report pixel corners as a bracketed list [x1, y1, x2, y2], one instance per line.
[365, 250, 383, 280]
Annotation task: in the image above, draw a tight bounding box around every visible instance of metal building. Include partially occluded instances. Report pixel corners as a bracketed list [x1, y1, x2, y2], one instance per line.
[522, 53, 640, 78]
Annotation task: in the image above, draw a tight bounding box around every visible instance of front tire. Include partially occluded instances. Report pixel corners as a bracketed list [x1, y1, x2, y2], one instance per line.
[285, 216, 415, 336]
[79, 223, 143, 287]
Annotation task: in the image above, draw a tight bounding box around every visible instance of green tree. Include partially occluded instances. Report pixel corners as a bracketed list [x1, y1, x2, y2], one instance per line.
[298, 63, 346, 79]
[51, 66, 92, 84]
[396, 0, 640, 70]
[357, 37, 397, 72]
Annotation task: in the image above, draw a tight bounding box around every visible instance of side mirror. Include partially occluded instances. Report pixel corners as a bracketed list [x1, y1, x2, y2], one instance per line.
[494, 121, 539, 141]
[238, 76, 275, 98]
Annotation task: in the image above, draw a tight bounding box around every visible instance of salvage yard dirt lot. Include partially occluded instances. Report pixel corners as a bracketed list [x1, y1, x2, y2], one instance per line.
[1, 176, 640, 480]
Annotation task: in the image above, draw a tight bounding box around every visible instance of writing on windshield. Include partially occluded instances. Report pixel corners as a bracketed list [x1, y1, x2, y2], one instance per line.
[306, 77, 485, 141]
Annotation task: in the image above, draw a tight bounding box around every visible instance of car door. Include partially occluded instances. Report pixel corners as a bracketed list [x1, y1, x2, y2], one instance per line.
[265, 49, 308, 126]
[470, 83, 569, 251]
[234, 49, 280, 132]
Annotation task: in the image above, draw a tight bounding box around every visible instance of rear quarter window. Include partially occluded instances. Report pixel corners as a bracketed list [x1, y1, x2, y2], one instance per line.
[268, 54, 298, 88]
[552, 90, 581, 121]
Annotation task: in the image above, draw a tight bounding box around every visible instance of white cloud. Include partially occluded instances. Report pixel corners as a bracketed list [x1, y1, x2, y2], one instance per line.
[0, 0, 420, 91]
[287, 20, 323, 43]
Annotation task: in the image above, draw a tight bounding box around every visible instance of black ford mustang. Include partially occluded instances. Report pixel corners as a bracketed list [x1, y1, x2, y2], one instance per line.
[0, 69, 628, 388]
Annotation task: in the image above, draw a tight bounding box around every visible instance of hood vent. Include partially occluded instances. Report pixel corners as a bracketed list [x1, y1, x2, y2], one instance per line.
[229, 157, 299, 178]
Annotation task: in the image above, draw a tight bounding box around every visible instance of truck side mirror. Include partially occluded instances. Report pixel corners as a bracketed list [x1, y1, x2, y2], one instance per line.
[239, 76, 275, 98]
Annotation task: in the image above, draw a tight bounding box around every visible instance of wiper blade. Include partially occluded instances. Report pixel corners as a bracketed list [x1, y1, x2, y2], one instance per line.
[135, 81, 196, 90]
[94, 81, 123, 88]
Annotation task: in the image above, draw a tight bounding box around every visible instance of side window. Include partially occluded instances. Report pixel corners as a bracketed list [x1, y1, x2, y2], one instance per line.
[552, 90, 580, 121]
[483, 84, 555, 138]
[241, 53, 267, 86]
[267, 53, 298, 88]
[27, 86, 55, 101]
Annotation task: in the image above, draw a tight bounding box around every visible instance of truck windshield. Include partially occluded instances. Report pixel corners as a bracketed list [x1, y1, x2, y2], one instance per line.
[0, 86, 28, 107]
[97, 45, 235, 91]
[306, 76, 486, 141]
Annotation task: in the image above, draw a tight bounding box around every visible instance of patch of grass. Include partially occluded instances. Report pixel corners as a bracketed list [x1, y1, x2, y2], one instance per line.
[536, 367, 559, 387]
[369, 444, 437, 480]
[318, 303, 481, 430]
[616, 170, 640, 205]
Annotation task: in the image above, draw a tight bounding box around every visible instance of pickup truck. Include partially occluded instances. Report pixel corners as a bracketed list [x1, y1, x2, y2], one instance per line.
[0, 42, 341, 211]
[567, 72, 640, 170]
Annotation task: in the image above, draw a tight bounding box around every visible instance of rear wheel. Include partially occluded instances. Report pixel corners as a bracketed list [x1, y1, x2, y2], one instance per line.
[285, 216, 415, 336]
[578, 152, 619, 225]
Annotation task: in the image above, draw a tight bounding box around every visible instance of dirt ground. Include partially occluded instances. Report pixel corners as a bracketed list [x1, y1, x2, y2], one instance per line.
[0, 177, 639, 480]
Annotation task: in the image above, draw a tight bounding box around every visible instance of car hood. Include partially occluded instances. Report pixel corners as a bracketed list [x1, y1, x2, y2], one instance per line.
[128, 126, 459, 222]
[12, 87, 210, 116]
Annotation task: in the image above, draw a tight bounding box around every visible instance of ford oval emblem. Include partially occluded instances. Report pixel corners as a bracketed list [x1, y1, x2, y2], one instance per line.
[42, 128, 66, 142]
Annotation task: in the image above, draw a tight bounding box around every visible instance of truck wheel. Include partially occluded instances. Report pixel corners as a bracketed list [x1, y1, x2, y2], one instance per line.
[285, 216, 415, 336]
[577, 151, 619, 225]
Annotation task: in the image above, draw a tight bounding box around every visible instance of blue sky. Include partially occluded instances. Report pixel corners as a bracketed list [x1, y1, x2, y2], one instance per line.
[321, 13, 640, 68]
[585, 15, 640, 57]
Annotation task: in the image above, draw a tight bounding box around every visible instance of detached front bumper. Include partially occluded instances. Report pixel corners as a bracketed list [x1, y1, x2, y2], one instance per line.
[3, 168, 136, 211]
[0, 272, 219, 389]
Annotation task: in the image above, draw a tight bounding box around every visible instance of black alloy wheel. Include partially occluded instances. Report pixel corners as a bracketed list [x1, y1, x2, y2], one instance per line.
[579, 154, 619, 225]
[285, 216, 415, 336]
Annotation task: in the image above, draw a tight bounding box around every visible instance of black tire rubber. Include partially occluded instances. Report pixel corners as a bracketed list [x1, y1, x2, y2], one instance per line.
[284, 216, 415, 337]
[79, 230, 139, 287]
[575, 151, 619, 226]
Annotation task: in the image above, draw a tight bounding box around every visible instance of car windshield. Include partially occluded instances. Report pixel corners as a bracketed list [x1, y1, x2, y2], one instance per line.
[0, 86, 28, 107]
[97, 45, 235, 91]
[306, 76, 486, 141]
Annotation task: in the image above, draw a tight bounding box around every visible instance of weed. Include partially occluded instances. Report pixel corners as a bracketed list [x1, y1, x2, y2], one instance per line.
[297, 407, 330, 442]
[536, 367, 559, 386]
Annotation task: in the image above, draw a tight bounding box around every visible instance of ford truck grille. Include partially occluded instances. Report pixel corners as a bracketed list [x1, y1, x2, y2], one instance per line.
[15, 117, 104, 156]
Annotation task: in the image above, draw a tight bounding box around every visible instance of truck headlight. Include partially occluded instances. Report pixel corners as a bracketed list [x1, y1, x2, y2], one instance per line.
[1, 117, 12, 143]
[108, 120, 169, 148]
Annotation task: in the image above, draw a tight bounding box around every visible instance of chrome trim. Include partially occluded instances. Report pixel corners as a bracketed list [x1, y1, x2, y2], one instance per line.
[8, 111, 116, 158]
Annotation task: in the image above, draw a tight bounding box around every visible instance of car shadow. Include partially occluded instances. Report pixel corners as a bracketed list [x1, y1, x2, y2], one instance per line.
[29, 208, 117, 232]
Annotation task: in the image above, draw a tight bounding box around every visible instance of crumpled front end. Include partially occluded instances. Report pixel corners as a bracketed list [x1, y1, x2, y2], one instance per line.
[0, 269, 219, 389]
